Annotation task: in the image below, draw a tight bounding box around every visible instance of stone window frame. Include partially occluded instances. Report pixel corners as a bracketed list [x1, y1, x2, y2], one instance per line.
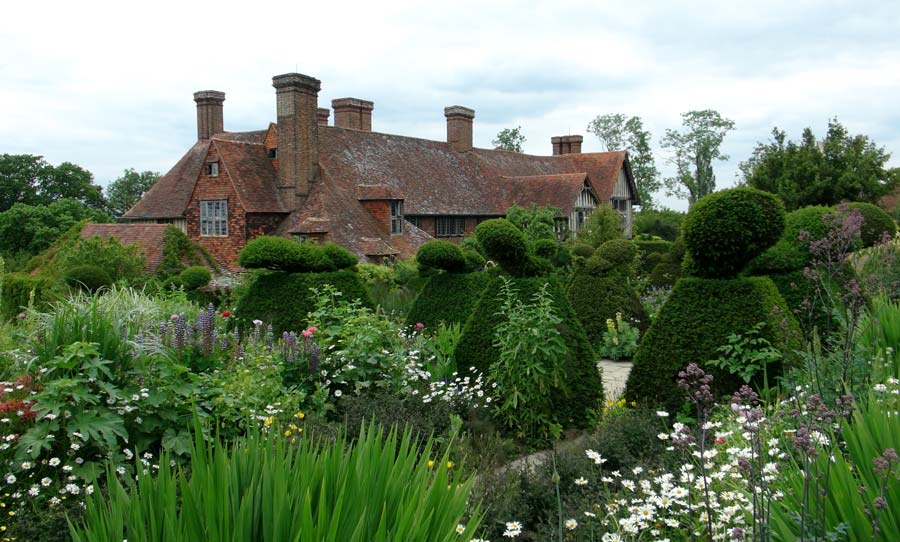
[435, 216, 465, 237]
[390, 200, 404, 235]
[200, 199, 228, 237]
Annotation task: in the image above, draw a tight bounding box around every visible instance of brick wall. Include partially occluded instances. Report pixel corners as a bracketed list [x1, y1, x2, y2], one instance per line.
[185, 145, 246, 269]
[246, 213, 285, 240]
[361, 200, 391, 233]
[264, 126, 279, 172]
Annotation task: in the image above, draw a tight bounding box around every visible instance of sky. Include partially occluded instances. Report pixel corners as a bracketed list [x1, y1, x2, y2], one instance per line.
[2, 0, 900, 210]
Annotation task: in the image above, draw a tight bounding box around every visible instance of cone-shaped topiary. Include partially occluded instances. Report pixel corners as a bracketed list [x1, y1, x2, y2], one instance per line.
[406, 272, 491, 328]
[682, 188, 786, 278]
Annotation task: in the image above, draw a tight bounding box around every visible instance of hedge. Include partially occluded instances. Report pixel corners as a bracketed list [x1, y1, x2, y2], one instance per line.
[623, 276, 802, 413]
[474, 219, 529, 274]
[239, 237, 357, 273]
[1, 272, 56, 320]
[748, 205, 833, 274]
[235, 270, 372, 334]
[567, 274, 649, 348]
[64, 265, 112, 292]
[455, 275, 603, 429]
[415, 240, 467, 273]
[766, 270, 831, 338]
[847, 202, 897, 247]
[683, 188, 786, 278]
[405, 272, 491, 328]
[635, 239, 673, 274]
[179, 266, 212, 290]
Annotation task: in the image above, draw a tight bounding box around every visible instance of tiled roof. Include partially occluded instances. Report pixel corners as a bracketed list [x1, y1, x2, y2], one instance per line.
[213, 139, 285, 213]
[124, 140, 209, 218]
[492, 173, 593, 215]
[80, 223, 170, 272]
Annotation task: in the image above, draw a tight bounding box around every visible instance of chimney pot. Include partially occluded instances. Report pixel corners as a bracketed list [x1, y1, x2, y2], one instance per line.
[444, 106, 475, 152]
[272, 73, 321, 210]
[193, 90, 225, 140]
[317, 108, 330, 126]
[552, 135, 583, 155]
[332, 98, 374, 131]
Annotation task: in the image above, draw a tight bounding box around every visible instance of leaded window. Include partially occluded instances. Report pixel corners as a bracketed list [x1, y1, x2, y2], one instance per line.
[390, 200, 404, 235]
[436, 216, 466, 237]
[200, 200, 228, 237]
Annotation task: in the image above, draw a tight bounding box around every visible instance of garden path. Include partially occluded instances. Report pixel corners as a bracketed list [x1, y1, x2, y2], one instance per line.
[599, 359, 632, 400]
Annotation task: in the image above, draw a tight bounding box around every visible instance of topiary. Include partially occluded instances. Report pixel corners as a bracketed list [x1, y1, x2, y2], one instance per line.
[568, 274, 649, 347]
[415, 240, 467, 273]
[474, 219, 529, 273]
[405, 272, 491, 328]
[533, 239, 558, 260]
[682, 188, 786, 278]
[623, 276, 802, 413]
[462, 248, 486, 272]
[570, 243, 595, 259]
[595, 239, 639, 274]
[634, 239, 673, 274]
[1, 272, 56, 319]
[649, 262, 682, 288]
[455, 275, 602, 429]
[847, 202, 897, 247]
[64, 264, 112, 292]
[321, 242, 358, 270]
[748, 206, 833, 274]
[179, 266, 212, 290]
[239, 236, 304, 271]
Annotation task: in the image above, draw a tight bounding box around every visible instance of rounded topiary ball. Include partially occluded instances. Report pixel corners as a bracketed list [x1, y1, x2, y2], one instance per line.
[533, 238, 558, 260]
[462, 248, 486, 272]
[321, 242, 358, 270]
[846, 202, 897, 247]
[749, 205, 833, 274]
[416, 240, 467, 273]
[64, 264, 113, 292]
[596, 239, 639, 270]
[474, 218, 529, 271]
[179, 266, 212, 290]
[570, 243, 595, 258]
[683, 188, 786, 278]
[238, 236, 303, 271]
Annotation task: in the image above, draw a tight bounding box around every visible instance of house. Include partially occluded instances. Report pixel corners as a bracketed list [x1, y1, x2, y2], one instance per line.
[122, 72, 639, 268]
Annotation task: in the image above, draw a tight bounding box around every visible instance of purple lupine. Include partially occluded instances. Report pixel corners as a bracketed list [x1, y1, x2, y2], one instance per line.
[309, 343, 320, 373]
[174, 314, 186, 351]
[265, 324, 274, 351]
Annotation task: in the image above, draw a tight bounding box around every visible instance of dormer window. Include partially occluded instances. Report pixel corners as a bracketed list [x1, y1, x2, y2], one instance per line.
[268, 148, 277, 160]
[390, 200, 404, 235]
[205, 161, 219, 176]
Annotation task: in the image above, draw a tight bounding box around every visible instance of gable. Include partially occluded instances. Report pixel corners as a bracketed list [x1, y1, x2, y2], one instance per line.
[125, 141, 209, 218]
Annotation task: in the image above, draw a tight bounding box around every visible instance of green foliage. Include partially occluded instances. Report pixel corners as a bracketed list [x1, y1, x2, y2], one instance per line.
[587, 114, 661, 208]
[64, 265, 112, 293]
[634, 239, 672, 274]
[682, 187, 786, 278]
[577, 204, 623, 248]
[105, 168, 159, 216]
[847, 201, 896, 247]
[490, 278, 570, 439]
[741, 120, 900, 210]
[71, 423, 479, 542]
[235, 270, 372, 334]
[178, 266, 211, 290]
[406, 272, 490, 328]
[0, 199, 112, 259]
[748, 205, 833, 274]
[59, 235, 148, 285]
[462, 248, 486, 272]
[567, 273, 648, 350]
[706, 322, 783, 385]
[156, 226, 217, 279]
[633, 209, 684, 241]
[594, 239, 639, 274]
[661, 110, 736, 204]
[858, 296, 900, 380]
[474, 219, 529, 273]
[416, 240, 467, 273]
[624, 276, 802, 412]
[648, 261, 682, 288]
[506, 204, 558, 242]
[569, 243, 595, 259]
[239, 236, 357, 273]
[0, 154, 106, 212]
[1, 272, 56, 319]
[455, 275, 603, 430]
[598, 312, 640, 361]
[493, 126, 526, 153]
[766, 270, 828, 338]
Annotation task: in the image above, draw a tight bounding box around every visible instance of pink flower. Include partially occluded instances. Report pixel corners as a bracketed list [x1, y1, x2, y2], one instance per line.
[415, 322, 425, 330]
[221, 311, 231, 318]
[307, 326, 318, 333]
[302, 329, 314, 338]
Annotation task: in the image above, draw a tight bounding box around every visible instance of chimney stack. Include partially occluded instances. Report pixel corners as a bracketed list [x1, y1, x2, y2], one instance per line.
[552, 135, 583, 155]
[317, 108, 330, 126]
[444, 106, 475, 152]
[332, 98, 374, 131]
[193, 90, 225, 140]
[272, 73, 321, 210]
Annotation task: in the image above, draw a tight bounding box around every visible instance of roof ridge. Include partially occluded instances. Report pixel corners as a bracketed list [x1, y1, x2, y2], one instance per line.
[211, 136, 265, 146]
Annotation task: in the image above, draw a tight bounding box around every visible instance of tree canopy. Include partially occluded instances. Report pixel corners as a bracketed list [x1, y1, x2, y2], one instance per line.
[0, 154, 106, 212]
[660, 110, 735, 205]
[492, 126, 526, 153]
[587, 114, 661, 208]
[106, 168, 160, 216]
[740, 119, 899, 210]
[0, 199, 112, 261]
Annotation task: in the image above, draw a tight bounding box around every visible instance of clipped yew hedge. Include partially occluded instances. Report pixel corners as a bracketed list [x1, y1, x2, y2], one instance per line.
[623, 276, 802, 413]
[568, 274, 649, 346]
[455, 275, 603, 429]
[405, 272, 491, 328]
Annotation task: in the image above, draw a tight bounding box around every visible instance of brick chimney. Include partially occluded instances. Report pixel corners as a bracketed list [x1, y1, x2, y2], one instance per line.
[317, 108, 330, 126]
[332, 98, 374, 131]
[445, 106, 475, 152]
[552, 135, 583, 155]
[272, 73, 321, 210]
[193, 90, 225, 140]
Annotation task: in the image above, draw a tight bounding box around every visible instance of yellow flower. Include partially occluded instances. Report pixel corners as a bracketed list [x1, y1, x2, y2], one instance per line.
[296, 412, 305, 420]
[284, 430, 292, 437]
[290, 438, 297, 445]
[446, 460, 454, 469]
[263, 417, 274, 427]
[630, 401, 637, 407]
[427, 460, 435, 469]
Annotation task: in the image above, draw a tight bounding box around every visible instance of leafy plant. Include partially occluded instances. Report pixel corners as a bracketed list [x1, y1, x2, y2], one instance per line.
[598, 312, 639, 361]
[707, 322, 783, 387]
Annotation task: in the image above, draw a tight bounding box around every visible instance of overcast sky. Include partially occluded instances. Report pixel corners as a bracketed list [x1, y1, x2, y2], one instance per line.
[3, 0, 899, 210]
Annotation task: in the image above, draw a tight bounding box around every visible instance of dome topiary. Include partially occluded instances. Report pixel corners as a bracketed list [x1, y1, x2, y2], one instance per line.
[179, 266, 212, 290]
[682, 188, 786, 278]
[749, 206, 833, 274]
[239, 236, 304, 271]
[64, 264, 113, 292]
[474, 218, 529, 273]
[847, 202, 897, 247]
[321, 242, 358, 270]
[596, 239, 639, 271]
[533, 238, 558, 260]
[570, 243, 595, 259]
[462, 248, 486, 272]
[416, 240, 467, 273]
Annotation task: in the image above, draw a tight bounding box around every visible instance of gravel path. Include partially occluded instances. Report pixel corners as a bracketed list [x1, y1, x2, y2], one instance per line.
[599, 359, 633, 400]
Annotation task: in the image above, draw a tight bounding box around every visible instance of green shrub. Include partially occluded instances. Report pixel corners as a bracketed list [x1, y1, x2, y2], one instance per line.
[766, 270, 829, 338]
[633, 209, 684, 241]
[635, 239, 673, 274]
[649, 262, 682, 288]
[64, 264, 112, 292]
[156, 225, 217, 279]
[570, 243, 595, 259]
[178, 265, 212, 290]
[406, 272, 490, 328]
[682, 188, 786, 278]
[532, 238, 557, 259]
[568, 274, 649, 348]
[320, 242, 358, 269]
[847, 201, 897, 247]
[623, 276, 801, 412]
[235, 270, 372, 333]
[455, 275, 602, 429]
[462, 248, 486, 272]
[416, 240, 467, 273]
[474, 219, 529, 273]
[595, 239, 639, 274]
[239, 237, 357, 273]
[0, 272, 55, 319]
[71, 423, 479, 542]
[749, 205, 833, 274]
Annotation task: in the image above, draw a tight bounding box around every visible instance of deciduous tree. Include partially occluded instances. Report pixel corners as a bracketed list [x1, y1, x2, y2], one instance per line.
[587, 114, 661, 208]
[660, 110, 735, 205]
[106, 168, 160, 216]
[492, 126, 526, 153]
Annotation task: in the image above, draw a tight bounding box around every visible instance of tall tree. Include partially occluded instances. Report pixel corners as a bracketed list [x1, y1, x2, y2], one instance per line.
[660, 110, 735, 205]
[587, 114, 661, 208]
[0, 154, 42, 212]
[493, 126, 526, 152]
[39, 161, 106, 210]
[0, 154, 106, 212]
[740, 119, 899, 210]
[106, 168, 160, 216]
